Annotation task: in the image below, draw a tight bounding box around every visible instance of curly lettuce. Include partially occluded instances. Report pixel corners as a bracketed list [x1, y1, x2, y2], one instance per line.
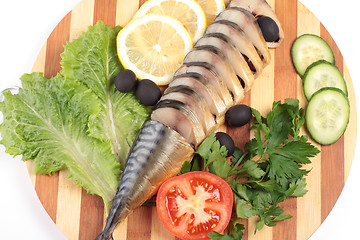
[0, 21, 151, 210]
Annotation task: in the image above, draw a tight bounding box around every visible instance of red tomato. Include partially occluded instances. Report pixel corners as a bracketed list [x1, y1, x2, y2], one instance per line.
[156, 171, 233, 240]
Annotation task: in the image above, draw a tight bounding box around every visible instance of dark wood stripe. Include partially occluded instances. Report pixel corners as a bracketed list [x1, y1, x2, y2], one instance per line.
[227, 88, 251, 240]
[35, 173, 60, 222]
[273, 0, 298, 239]
[320, 24, 345, 222]
[139, 0, 148, 7]
[320, 24, 343, 72]
[274, 0, 298, 101]
[44, 12, 72, 79]
[35, 11, 72, 223]
[79, 189, 105, 240]
[93, 0, 117, 27]
[127, 207, 153, 239]
[227, 91, 251, 148]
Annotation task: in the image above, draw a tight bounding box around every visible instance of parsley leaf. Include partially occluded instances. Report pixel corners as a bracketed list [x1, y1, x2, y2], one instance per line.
[183, 99, 320, 240]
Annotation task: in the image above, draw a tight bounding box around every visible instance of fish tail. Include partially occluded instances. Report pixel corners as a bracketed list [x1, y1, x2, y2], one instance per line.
[95, 232, 113, 240]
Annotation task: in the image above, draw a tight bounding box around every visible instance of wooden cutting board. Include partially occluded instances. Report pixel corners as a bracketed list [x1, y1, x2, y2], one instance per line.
[26, 0, 357, 239]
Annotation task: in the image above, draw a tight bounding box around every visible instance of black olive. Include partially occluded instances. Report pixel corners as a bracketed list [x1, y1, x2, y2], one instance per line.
[115, 69, 137, 93]
[257, 16, 279, 42]
[225, 104, 252, 127]
[135, 79, 162, 106]
[215, 132, 235, 157]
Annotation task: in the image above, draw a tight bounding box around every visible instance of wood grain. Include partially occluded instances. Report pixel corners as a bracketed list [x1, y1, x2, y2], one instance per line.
[319, 25, 345, 223]
[26, 0, 357, 239]
[272, 1, 298, 239]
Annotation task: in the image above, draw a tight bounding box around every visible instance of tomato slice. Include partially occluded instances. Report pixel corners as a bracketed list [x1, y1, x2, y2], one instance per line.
[156, 171, 233, 240]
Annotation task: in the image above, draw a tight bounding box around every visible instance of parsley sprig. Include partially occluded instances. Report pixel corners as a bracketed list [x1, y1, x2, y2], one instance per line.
[181, 99, 320, 239]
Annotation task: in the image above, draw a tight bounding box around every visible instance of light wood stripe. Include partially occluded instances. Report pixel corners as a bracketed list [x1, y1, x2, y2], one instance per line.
[151, 207, 176, 240]
[26, 0, 357, 239]
[69, 0, 95, 41]
[295, 3, 322, 240]
[248, 32, 275, 240]
[116, 0, 139, 27]
[31, 42, 47, 73]
[343, 62, 357, 181]
[26, 42, 48, 187]
[56, 170, 82, 240]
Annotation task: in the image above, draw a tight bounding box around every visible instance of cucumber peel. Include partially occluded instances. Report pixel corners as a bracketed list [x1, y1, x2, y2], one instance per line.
[306, 87, 349, 145]
[303, 60, 347, 101]
[291, 34, 335, 77]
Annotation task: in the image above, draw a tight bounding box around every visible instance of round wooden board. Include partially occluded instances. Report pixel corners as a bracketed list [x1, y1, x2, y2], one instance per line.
[25, 0, 357, 239]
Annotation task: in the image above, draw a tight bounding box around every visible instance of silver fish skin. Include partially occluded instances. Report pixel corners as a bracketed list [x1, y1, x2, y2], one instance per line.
[95, 120, 194, 240]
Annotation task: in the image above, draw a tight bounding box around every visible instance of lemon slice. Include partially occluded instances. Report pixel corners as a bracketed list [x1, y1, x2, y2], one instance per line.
[134, 0, 206, 42]
[117, 14, 193, 85]
[194, 0, 225, 24]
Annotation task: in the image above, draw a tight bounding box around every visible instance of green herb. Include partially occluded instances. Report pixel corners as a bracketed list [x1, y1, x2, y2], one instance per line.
[183, 99, 319, 239]
[0, 21, 151, 212]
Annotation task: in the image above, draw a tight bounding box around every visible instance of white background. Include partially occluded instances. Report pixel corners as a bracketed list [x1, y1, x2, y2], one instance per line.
[0, 0, 359, 239]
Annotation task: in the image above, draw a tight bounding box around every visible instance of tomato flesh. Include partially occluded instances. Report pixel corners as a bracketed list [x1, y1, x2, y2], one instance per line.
[156, 171, 233, 240]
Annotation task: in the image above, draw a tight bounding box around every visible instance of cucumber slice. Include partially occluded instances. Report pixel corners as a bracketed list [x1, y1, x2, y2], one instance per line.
[306, 87, 349, 145]
[303, 60, 347, 101]
[291, 34, 335, 77]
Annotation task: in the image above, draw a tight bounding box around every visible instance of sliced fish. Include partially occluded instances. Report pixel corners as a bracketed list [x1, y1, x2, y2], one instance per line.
[205, 21, 263, 77]
[152, 99, 206, 147]
[160, 90, 216, 134]
[229, 0, 284, 48]
[195, 34, 255, 91]
[183, 47, 245, 104]
[175, 63, 233, 106]
[168, 74, 227, 117]
[215, 7, 271, 66]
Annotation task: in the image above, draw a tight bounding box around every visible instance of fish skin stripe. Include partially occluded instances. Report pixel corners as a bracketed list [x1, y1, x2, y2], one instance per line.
[272, 0, 298, 239]
[320, 23, 345, 223]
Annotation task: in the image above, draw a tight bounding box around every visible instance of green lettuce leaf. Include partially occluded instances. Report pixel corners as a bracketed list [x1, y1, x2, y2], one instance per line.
[60, 21, 152, 165]
[0, 72, 120, 210]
